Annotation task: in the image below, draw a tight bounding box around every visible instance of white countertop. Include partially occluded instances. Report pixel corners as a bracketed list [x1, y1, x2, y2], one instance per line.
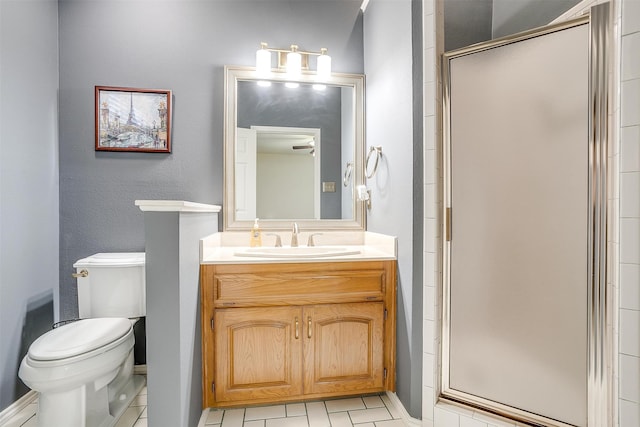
[200, 231, 397, 264]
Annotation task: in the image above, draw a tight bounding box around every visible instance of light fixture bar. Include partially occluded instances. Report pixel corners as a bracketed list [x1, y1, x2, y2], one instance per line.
[255, 42, 332, 80]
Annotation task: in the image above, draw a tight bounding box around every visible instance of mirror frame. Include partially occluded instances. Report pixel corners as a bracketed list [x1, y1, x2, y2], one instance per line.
[223, 65, 366, 231]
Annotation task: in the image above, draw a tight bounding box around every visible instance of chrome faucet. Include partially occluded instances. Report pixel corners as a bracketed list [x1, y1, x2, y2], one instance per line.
[291, 222, 299, 247]
[265, 233, 282, 247]
[307, 233, 323, 247]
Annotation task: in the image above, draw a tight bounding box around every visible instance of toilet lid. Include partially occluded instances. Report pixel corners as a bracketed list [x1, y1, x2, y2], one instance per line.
[29, 318, 132, 361]
[73, 252, 145, 268]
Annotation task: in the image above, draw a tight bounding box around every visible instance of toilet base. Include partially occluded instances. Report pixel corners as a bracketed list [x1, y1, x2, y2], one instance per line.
[35, 374, 145, 427]
[108, 374, 146, 426]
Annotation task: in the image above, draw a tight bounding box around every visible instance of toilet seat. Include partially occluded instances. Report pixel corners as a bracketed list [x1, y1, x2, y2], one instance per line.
[28, 318, 132, 365]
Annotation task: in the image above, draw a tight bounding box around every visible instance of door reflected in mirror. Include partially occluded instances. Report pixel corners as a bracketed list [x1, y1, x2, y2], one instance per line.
[236, 125, 322, 220]
[224, 66, 365, 231]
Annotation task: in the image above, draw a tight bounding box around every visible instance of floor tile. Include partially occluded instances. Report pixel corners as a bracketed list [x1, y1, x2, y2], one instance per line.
[133, 418, 147, 427]
[129, 394, 147, 407]
[206, 408, 224, 424]
[306, 401, 330, 427]
[4, 382, 409, 427]
[328, 411, 353, 427]
[114, 406, 145, 427]
[363, 395, 385, 408]
[21, 416, 37, 427]
[375, 420, 407, 427]
[348, 407, 392, 424]
[325, 397, 366, 412]
[221, 408, 245, 427]
[286, 402, 307, 417]
[265, 415, 308, 426]
[245, 405, 286, 421]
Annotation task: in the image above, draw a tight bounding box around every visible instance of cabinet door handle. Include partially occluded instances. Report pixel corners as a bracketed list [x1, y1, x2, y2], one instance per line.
[307, 316, 312, 339]
[295, 317, 299, 339]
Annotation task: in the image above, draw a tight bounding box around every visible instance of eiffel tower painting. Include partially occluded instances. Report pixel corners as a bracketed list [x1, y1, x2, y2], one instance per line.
[95, 86, 172, 153]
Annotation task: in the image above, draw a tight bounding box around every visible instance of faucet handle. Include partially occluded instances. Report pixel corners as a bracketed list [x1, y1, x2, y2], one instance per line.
[265, 233, 282, 247]
[307, 233, 323, 247]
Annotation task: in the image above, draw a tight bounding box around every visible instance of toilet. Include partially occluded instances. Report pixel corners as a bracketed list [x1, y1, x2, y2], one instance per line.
[19, 253, 146, 427]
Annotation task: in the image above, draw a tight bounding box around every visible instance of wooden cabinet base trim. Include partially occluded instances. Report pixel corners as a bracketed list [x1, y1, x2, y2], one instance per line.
[206, 388, 388, 409]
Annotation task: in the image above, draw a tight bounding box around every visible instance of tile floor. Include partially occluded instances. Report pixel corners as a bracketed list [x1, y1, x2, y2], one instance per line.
[2, 382, 408, 427]
[201, 394, 408, 427]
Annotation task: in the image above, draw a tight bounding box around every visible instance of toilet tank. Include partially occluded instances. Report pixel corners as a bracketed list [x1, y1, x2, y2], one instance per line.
[74, 252, 145, 319]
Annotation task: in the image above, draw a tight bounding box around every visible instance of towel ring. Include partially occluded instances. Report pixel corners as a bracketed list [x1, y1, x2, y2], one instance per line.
[365, 146, 382, 179]
[343, 161, 353, 187]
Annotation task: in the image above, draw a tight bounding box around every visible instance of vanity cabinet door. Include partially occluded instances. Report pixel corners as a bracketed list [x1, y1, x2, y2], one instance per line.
[214, 306, 303, 403]
[303, 302, 385, 395]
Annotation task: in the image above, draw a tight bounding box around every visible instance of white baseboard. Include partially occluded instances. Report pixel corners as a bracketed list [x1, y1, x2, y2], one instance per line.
[384, 391, 422, 426]
[0, 390, 38, 425]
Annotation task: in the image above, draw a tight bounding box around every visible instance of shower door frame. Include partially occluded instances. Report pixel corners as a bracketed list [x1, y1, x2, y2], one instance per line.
[440, 3, 611, 427]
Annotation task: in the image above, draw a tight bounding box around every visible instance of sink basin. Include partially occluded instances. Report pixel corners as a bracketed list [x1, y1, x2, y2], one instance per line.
[234, 246, 361, 259]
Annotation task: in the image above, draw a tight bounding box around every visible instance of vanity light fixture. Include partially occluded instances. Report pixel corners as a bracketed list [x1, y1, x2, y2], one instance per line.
[316, 48, 332, 80]
[256, 42, 271, 77]
[286, 45, 302, 79]
[255, 42, 332, 85]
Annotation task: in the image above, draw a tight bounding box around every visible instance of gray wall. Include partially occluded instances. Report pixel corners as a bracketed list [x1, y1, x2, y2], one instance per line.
[58, 0, 364, 320]
[0, 0, 59, 412]
[443, 0, 582, 52]
[444, 0, 493, 51]
[492, 0, 581, 39]
[363, 0, 423, 418]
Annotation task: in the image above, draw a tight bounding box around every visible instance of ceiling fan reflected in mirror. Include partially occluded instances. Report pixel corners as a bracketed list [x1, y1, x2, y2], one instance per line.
[292, 138, 315, 155]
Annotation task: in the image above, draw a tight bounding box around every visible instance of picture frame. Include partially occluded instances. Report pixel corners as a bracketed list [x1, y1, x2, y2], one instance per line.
[95, 86, 172, 153]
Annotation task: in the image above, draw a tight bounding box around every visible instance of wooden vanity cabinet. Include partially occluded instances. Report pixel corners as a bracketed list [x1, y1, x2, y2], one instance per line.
[201, 260, 396, 408]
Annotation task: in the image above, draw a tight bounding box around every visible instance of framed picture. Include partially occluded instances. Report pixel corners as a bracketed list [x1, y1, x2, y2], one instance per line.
[95, 86, 172, 153]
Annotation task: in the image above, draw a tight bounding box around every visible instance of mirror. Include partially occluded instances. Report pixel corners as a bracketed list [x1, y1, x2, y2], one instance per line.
[224, 66, 366, 231]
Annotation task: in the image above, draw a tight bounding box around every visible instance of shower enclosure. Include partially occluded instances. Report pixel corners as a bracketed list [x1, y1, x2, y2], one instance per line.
[441, 3, 611, 426]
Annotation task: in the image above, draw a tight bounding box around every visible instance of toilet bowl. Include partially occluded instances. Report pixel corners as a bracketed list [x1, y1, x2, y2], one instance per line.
[19, 318, 145, 427]
[18, 253, 146, 427]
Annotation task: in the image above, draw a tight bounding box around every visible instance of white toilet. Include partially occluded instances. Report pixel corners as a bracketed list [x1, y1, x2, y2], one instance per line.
[19, 253, 146, 427]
